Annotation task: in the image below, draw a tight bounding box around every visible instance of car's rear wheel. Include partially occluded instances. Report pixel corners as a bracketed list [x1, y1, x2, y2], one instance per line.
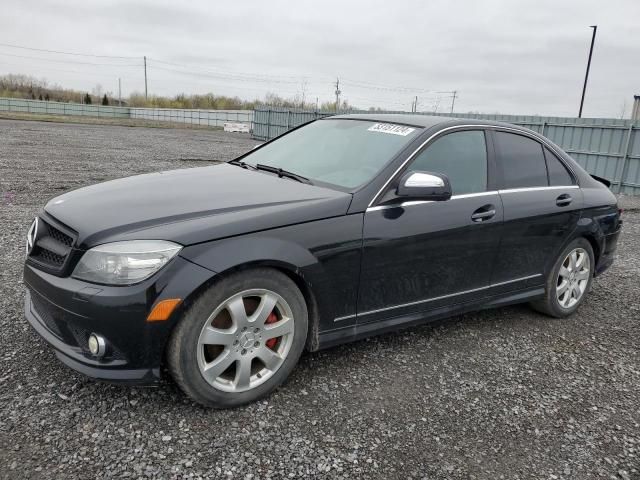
[530, 238, 594, 318]
[167, 268, 308, 408]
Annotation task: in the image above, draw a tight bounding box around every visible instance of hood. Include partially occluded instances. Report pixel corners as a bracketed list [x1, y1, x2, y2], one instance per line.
[44, 163, 352, 248]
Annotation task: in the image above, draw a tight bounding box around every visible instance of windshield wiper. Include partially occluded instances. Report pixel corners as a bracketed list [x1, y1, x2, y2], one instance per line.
[228, 159, 257, 170]
[255, 164, 313, 185]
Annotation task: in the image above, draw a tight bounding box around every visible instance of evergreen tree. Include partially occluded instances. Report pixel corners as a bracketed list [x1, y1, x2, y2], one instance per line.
[84, 93, 92, 105]
[38, 94, 43, 101]
[101, 94, 109, 106]
[44, 93, 50, 101]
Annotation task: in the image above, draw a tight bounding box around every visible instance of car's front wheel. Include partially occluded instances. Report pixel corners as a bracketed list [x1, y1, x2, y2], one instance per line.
[167, 268, 308, 408]
[530, 237, 595, 318]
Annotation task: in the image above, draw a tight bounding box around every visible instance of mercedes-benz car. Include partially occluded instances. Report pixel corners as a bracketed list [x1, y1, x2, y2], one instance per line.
[23, 114, 622, 408]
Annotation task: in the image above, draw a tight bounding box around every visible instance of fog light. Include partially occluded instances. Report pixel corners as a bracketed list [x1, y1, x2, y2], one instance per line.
[88, 333, 106, 357]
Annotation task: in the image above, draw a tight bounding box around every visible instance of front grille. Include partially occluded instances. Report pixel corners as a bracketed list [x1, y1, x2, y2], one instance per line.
[45, 222, 73, 247]
[32, 248, 66, 267]
[28, 217, 76, 273]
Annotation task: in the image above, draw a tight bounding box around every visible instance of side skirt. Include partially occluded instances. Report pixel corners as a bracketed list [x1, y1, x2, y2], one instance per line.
[316, 286, 545, 350]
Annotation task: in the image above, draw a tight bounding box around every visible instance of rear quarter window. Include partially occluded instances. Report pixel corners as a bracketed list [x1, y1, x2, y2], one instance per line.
[544, 147, 575, 186]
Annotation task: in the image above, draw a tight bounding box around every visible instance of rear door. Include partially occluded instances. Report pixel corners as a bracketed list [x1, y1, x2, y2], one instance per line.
[490, 130, 583, 290]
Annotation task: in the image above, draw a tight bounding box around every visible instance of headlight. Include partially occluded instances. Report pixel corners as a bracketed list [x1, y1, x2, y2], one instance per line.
[72, 240, 182, 285]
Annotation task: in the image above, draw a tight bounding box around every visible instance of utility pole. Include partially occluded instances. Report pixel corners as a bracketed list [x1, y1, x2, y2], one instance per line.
[335, 78, 341, 113]
[632, 95, 640, 121]
[578, 25, 597, 118]
[144, 56, 148, 100]
[118, 78, 122, 106]
[450, 90, 457, 114]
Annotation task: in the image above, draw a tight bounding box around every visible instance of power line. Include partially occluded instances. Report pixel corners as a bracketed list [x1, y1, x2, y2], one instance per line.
[0, 51, 141, 67]
[342, 77, 452, 95]
[0, 42, 139, 59]
[147, 57, 312, 84]
[145, 71, 302, 96]
[0, 61, 138, 82]
[0, 41, 459, 109]
[148, 63, 310, 86]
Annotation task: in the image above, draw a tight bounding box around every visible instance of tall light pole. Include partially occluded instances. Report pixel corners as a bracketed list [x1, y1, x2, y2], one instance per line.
[578, 25, 597, 118]
[144, 56, 148, 100]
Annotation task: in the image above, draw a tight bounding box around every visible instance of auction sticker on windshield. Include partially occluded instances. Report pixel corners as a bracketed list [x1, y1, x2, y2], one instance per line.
[368, 123, 416, 136]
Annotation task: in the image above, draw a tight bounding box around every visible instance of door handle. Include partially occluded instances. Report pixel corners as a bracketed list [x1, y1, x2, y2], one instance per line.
[556, 193, 572, 207]
[471, 204, 496, 222]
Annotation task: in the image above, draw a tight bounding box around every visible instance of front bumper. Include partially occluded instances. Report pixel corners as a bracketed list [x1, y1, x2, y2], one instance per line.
[23, 256, 214, 385]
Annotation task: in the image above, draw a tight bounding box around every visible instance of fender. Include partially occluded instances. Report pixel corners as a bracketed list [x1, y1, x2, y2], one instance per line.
[545, 203, 620, 279]
[181, 235, 319, 274]
[179, 214, 365, 333]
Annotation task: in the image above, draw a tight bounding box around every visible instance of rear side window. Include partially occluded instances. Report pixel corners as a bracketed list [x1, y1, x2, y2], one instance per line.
[407, 130, 487, 195]
[494, 132, 548, 189]
[544, 147, 574, 186]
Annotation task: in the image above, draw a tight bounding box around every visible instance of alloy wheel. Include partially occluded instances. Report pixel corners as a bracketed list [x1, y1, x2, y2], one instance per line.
[196, 289, 295, 393]
[556, 247, 590, 309]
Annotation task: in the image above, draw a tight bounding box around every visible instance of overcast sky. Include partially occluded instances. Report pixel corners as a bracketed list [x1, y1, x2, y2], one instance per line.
[1, 0, 639, 117]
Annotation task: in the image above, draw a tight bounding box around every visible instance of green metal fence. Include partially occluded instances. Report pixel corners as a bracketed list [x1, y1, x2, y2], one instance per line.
[251, 107, 640, 195]
[0, 97, 131, 118]
[0, 97, 253, 128]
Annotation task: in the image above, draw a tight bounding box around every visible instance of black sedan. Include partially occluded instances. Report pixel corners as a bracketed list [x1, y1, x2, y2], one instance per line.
[23, 114, 622, 407]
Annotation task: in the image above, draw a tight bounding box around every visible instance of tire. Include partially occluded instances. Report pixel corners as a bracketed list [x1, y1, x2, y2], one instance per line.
[167, 268, 308, 408]
[530, 237, 595, 318]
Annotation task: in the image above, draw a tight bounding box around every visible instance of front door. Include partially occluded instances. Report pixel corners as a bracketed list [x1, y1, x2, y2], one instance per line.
[356, 129, 503, 325]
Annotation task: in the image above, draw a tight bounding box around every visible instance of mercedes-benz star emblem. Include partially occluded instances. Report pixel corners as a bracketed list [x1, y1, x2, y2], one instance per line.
[26, 217, 39, 256]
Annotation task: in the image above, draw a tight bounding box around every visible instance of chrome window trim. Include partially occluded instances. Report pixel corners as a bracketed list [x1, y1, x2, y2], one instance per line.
[366, 199, 434, 212]
[368, 124, 579, 208]
[366, 190, 499, 212]
[451, 190, 500, 199]
[498, 185, 580, 194]
[333, 273, 542, 322]
[365, 185, 580, 213]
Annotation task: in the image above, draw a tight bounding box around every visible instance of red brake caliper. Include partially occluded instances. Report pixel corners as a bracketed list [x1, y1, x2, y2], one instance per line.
[265, 311, 278, 349]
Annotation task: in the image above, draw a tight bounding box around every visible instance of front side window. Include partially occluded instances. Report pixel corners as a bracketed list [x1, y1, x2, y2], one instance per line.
[495, 131, 548, 189]
[243, 119, 421, 189]
[405, 130, 488, 195]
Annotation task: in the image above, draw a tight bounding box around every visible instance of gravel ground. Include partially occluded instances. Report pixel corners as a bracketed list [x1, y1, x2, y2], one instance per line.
[0, 119, 639, 479]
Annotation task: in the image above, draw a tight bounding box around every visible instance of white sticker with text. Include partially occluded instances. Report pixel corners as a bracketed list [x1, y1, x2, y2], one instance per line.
[368, 123, 416, 136]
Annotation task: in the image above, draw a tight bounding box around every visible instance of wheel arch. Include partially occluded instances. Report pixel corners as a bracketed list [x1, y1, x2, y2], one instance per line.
[167, 259, 322, 364]
[543, 211, 605, 278]
[580, 233, 601, 264]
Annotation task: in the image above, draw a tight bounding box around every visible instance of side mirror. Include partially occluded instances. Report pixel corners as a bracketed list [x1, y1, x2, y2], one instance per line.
[396, 171, 452, 201]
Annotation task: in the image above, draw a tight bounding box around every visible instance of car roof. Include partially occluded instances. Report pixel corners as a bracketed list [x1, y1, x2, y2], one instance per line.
[330, 113, 450, 128]
[329, 113, 531, 132]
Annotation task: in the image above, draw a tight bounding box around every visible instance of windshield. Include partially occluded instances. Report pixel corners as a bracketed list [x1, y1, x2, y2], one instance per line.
[242, 119, 421, 189]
